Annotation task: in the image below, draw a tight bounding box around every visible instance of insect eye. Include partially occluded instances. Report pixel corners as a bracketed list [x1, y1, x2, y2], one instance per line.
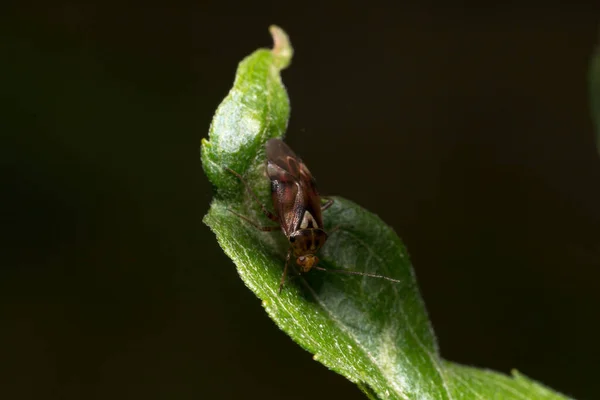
[289, 236, 296, 243]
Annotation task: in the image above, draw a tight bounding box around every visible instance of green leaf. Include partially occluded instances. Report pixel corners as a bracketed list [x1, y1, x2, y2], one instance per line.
[590, 30, 600, 155]
[201, 26, 573, 400]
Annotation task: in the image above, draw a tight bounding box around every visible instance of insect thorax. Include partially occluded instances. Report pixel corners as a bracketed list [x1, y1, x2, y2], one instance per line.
[289, 228, 328, 257]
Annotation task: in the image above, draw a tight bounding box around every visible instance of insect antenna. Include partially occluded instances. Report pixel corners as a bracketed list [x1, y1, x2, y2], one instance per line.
[312, 266, 401, 283]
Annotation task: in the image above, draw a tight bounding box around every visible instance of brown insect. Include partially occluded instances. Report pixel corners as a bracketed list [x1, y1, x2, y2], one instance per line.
[227, 138, 400, 292]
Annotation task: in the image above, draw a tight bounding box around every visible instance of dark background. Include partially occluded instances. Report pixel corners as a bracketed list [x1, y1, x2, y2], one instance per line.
[2, 2, 599, 400]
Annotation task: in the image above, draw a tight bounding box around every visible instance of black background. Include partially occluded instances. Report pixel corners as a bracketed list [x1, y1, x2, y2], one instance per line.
[2, 2, 600, 400]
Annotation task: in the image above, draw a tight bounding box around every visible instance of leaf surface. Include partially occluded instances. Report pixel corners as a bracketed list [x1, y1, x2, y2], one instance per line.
[201, 26, 572, 400]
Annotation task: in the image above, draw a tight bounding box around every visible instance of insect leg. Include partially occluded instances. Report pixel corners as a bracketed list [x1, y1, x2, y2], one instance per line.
[227, 208, 280, 232]
[321, 197, 334, 211]
[328, 225, 341, 235]
[278, 248, 292, 293]
[225, 167, 279, 222]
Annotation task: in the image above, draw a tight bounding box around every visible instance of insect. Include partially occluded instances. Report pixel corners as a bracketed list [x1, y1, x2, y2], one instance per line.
[227, 138, 400, 292]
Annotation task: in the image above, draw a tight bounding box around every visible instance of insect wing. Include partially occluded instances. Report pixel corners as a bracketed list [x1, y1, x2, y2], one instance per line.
[266, 138, 308, 177]
[267, 162, 300, 236]
[265, 139, 324, 234]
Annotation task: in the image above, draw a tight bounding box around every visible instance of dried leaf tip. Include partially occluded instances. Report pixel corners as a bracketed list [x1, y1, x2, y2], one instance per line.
[269, 25, 293, 70]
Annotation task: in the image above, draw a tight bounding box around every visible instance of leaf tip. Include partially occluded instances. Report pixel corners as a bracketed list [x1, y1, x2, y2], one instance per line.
[269, 25, 293, 70]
